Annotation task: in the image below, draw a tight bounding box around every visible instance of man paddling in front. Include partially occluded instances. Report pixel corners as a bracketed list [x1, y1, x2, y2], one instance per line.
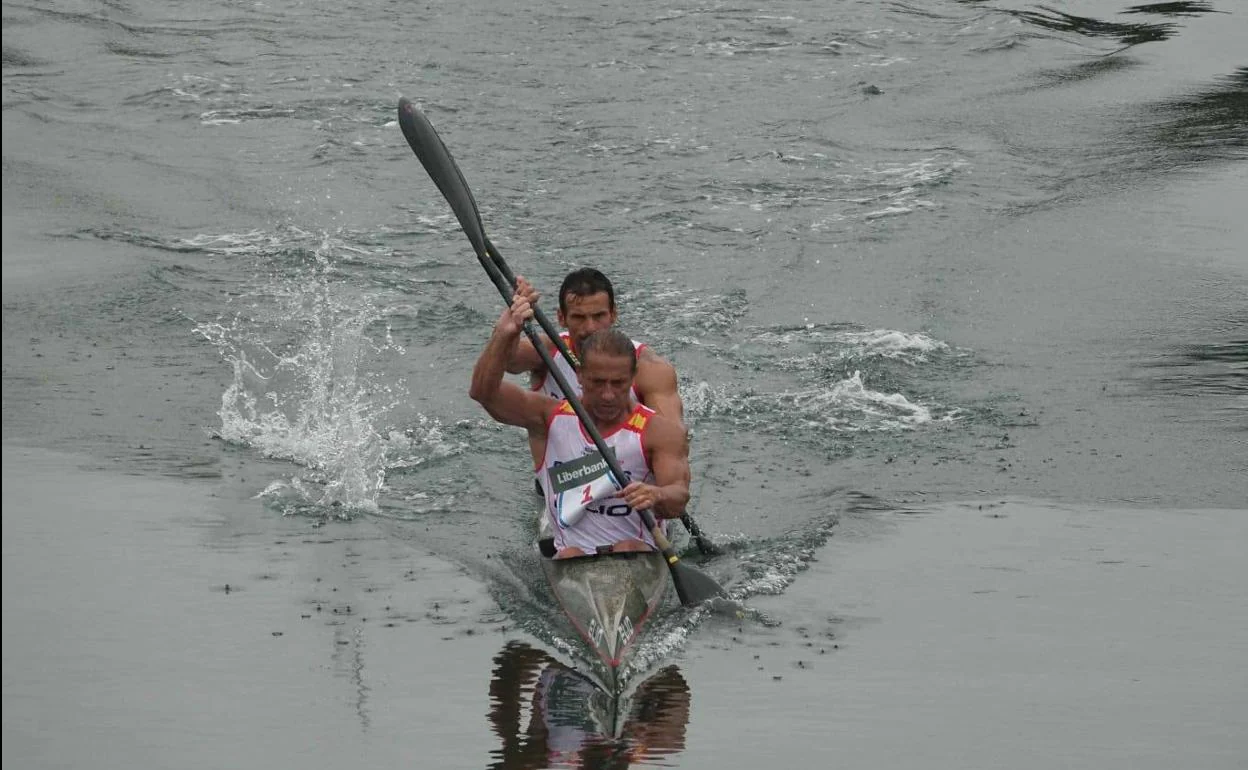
[504, 267, 688, 502]
[470, 282, 690, 559]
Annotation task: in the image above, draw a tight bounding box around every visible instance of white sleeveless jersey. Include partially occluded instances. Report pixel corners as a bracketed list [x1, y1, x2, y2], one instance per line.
[531, 332, 646, 496]
[532, 332, 646, 401]
[539, 401, 664, 553]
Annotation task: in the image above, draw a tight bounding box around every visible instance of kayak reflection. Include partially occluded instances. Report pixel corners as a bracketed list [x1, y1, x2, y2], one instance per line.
[487, 641, 690, 770]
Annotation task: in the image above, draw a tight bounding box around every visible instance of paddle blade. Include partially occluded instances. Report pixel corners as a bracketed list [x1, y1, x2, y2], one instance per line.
[397, 97, 490, 258]
[670, 560, 726, 607]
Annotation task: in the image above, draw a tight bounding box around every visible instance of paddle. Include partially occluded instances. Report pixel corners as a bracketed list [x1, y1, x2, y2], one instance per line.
[395, 100, 575, 366]
[397, 96, 722, 558]
[398, 97, 724, 606]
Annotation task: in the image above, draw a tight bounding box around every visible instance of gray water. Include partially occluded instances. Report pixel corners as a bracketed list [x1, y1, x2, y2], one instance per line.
[4, 0, 1246, 767]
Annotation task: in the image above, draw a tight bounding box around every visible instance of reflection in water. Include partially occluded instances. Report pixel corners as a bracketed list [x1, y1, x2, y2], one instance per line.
[487, 642, 690, 770]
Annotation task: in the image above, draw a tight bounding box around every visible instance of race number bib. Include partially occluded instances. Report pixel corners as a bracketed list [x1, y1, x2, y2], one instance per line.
[548, 451, 620, 528]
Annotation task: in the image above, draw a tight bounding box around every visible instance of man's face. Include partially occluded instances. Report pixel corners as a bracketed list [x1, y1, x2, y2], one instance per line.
[577, 352, 634, 424]
[558, 292, 617, 350]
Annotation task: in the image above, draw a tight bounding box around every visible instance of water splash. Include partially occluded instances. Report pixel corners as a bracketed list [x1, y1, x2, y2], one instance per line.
[841, 153, 967, 222]
[747, 324, 954, 366]
[686, 371, 952, 434]
[192, 232, 458, 514]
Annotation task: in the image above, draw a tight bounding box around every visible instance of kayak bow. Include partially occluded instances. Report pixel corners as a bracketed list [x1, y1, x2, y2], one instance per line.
[540, 550, 669, 693]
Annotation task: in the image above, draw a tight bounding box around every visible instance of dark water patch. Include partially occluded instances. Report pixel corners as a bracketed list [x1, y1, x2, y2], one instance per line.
[85, 226, 232, 254]
[1136, 67, 1248, 164]
[1132, 323, 1248, 417]
[1002, 5, 1179, 48]
[22, 1, 286, 41]
[4, 260, 198, 338]
[103, 39, 175, 59]
[1004, 67, 1245, 206]
[4, 84, 101, 116]
[370, 270, 457, 297]
[2, 44, 43, 67]
[1030, 53, 1141, 88]
[969, 33, 1039, 54]
[887, 0, 962, 21]
[948, 393, 1042, 431]
[85, 439, 224, 481]
[1123, 2, 1227, 18]
[16, 3, 133, 34]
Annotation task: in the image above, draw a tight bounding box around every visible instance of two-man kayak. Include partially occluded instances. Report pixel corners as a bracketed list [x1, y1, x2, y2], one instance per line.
[536, 521, 670, 696]
[397, 98, 725, 692]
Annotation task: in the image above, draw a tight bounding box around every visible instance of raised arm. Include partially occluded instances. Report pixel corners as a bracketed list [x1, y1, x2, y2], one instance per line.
[505, 334, 550, 374]
[469, 288, 556, 433]
[620, 413, 690, 520]
[501, 276, 550, 374]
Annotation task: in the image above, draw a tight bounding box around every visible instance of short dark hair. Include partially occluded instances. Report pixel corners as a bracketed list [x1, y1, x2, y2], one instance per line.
[579, 329, 637, 374]
[559, 268, 615, 314]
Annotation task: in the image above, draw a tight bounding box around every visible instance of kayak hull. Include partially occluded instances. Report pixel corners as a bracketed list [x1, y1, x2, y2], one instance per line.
[539, 545, 669, 693]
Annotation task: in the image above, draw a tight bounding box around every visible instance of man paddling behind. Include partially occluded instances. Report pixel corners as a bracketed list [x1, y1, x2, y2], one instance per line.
[470, 283, 690, 559]
[504, 268, 686, 494]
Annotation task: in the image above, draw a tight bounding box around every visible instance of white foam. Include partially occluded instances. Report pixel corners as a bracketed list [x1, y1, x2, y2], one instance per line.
[191, 232, 431, 513]
[687, 372, 948, 432]
[745, 326, 954, 364]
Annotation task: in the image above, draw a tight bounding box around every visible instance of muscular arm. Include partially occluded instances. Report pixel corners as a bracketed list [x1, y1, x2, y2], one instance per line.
[469, 296, 557, 434]
[633, 349, 691, 512]
[621, 414, 690, 520]
[504, 333, 549, 375]
[634, 349, 684, 427]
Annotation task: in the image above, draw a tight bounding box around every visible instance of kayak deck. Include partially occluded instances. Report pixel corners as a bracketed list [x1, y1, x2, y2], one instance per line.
[539, 546, 669, 688]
